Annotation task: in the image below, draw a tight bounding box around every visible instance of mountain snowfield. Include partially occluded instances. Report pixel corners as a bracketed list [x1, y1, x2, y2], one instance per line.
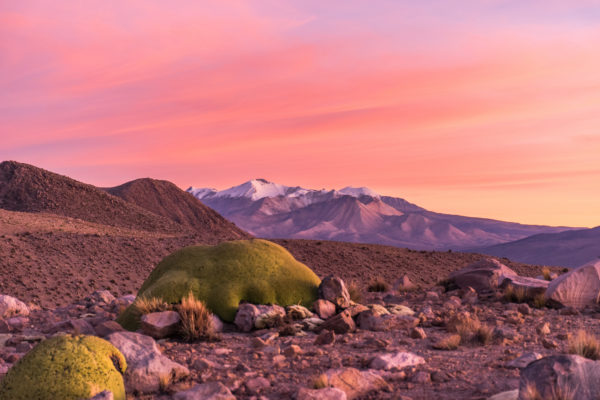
[188, 179, 575, 251]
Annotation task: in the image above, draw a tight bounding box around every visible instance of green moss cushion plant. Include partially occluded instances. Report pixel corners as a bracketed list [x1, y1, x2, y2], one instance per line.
[118, 239, 321, 328]
[0, 335, 127, 400]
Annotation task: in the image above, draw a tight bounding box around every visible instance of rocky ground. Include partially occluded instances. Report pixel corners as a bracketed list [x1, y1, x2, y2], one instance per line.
[0, 261, 596, 400]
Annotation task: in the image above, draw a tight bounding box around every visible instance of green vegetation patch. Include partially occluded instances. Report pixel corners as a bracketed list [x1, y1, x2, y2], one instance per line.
[0, 335, 127, 400]
[118, 239, 321, 328]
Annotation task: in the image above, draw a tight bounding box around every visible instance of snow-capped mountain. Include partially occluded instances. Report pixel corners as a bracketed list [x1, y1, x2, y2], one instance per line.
[187, 179, 575, 250]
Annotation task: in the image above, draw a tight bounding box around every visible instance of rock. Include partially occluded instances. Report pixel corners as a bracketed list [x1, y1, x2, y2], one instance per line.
[519, 355, 600, 400]
[541, 337, 558, 349]
[461, 287, 479, 304]
[313, 299, 337, 320]
[315, 330, 336, 345]
[107, 331, 189, 394]
[191, 357, 216, 372]
[4, 316, 28, 332]
[140, 311, 181, 339]
[493, 326, 522, 342]
[386, 304, 415, 316]
[324, 367, 389, 400]
[95, 320, 125, 337]
[346, 304, 369, 317]
[211, 315, 224, 333]
[410, 327, 427, 339]
[254, 305, 286, 329]
[394, 275, 416, 291]
[517, 303, 531, 315]
[488, 390, 518, 400]
[279, 323, 303, 337]
[448, 258, 517, 293]
[0, 295, 29, 318]
[234, 303, 260, 332]
[245, 376, 270, 394]
[411, 371, 431, 383]
[425, 291, 439, 300]
[319, 276, 351, 309]
[15, 342, 32, 353]
[356, 307, 388, 331]
[115, 294, 136, 307]
[500, 275, 549, 298]
[173, 382, 235, 400]
[369, 352, 425, 371]
[545, 261, 600, 309]
[535, 322, 550, 336]
[49, 319, 96, 335]
[88, 290, 116, 305]
[318, 310, 356, 334]
[287, 304, 313, 320]
[297, 387, 348, 400]
[302, 317, 325, 332]
[88, 391, 114, 400]
[283, 344, 302, 357]
[505, 352, 543, 369]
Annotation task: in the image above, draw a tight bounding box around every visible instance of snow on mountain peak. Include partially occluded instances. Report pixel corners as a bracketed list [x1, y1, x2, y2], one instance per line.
[211, 179, 295, 201]
[338, 186, 380, 198]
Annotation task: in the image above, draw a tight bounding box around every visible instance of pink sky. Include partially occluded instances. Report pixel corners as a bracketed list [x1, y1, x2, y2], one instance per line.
[1, 1, 599, 227]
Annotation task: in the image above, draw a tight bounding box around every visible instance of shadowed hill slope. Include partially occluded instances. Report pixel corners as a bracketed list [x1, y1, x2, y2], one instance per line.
[105, 178, 249, 242]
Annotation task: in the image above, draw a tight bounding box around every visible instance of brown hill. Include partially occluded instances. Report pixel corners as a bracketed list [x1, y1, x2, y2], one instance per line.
[0, 161, 184, 234]
[105, 178, 249, 242]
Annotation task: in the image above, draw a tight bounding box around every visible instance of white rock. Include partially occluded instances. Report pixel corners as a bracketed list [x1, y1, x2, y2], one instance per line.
[369, 351, 425, 371]
[173, 382, 235, 400]
[0, 295, 29, 318]
[297, 387, 348, 400]
[107, 331, 189, 394]
[545, 261, 600, 308]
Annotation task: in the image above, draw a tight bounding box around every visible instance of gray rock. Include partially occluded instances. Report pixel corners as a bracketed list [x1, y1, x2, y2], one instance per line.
[370, 351, 425, 371]
[0, 295, 29, 318]
[107, 331, 189, 394]
[505, 352, 543, 369]
[297, 387, 348, 400]
[88, 290, 116, 305]
[94, 320, 124, 337]
[140, 311, 181, 339]
[386, 304, 415, 316]
[319, 276, 351, 309]
[448, 258, 517, 293]
[234, 303, 260, 332]
[245, 376, 271, 394]
[313, 299, 336, 320]
[211, 315, 224, 333]
[545, 261, 600, 309]
[173, 382, 235, 400]
[49, 319, 96, 335]
[254, 305, 286, 329]
[324, 367, 388, 400]
[287, 304, 313, 320]
[519, 354, 600, 400]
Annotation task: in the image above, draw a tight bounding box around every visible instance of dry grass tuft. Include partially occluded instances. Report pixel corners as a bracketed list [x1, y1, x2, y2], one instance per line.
[312, 374, 329, 389]
[541, 267, 552, 281]
[568, 330, 600, 360]
[134, 297, 172, 315]
[504, 284, 527, 303]
[433, 334, 461, 350]
[347, 280, 363, 303]
[177, 292, 216, 342]
[367, 276, 390, 293]
[476, 324, 494, 345]
[446, 312, 481, 342]
[532, 293, 547, 309]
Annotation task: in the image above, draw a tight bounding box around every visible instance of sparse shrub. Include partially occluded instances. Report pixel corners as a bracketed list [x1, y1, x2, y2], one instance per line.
[446, 312, 481, 342]
[158, 374, 170, 393]
[177, 292, 216, 342]
[504, 284, 527, 303]
[312, 374, 329, 389]
[133, 297, 172, 315]
[476, 325, 494, 345]
[532, 293, 547, 309]
[542, 267, 552, 281]
[433, 334, 461, 350]
[347, 280, 363, 303]
[568, 330, 600, 360]
[367, 277, 389, 293]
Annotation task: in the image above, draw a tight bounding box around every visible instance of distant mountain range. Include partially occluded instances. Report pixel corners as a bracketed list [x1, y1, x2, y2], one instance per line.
[188, 179, 576, 251]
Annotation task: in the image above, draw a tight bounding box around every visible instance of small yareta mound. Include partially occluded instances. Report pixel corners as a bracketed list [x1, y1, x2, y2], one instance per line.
[118, 239, 321, 328]
[0, 335, 127, 400]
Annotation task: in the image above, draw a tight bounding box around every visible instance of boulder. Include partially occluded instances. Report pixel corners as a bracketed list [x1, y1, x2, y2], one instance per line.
[173, 382, 235, 400]
[448, 258, 517, 292]
[356, 308, 388, 331]
[505, 352, 543, 369]
[324, 368, 388, 400]
[500, 275, 549, 298]
[234, 303, 260, 332]
[140, 311, 181, 339]
[107, 331, 189, 394]
[254, 305, 286, 329]
[369, 351, 425, 371]
[318, 276, 351, 309]
[95, 321, 125, 337]
[519, 355, 600, 400]
[317, 310, 355, 334]
[0, 295, 29, 318]
[545, 261, 600, 308]
[313, 299, 336, 320]
[297, 387, 348, 400]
